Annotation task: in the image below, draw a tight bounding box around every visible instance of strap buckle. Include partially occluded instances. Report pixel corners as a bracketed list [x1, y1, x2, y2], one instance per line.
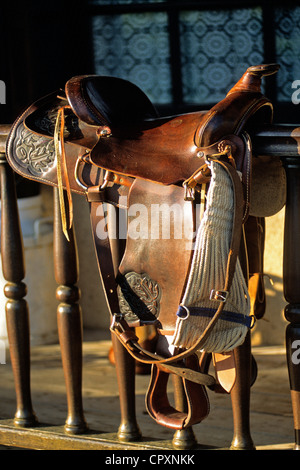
[110, 313, 125, 333]
[210, 289, 229, 302]
[183, 182, 195, 201]
[74, 153, 90, 191]
[177, 304, 190, 320]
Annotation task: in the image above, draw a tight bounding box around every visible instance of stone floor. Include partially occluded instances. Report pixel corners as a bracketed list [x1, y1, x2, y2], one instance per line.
[0, 328, 296, 451]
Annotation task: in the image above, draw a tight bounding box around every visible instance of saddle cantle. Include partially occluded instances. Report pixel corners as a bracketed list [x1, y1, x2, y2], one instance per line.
[65, 75, 159, 127]
[6, 64, 285, 431]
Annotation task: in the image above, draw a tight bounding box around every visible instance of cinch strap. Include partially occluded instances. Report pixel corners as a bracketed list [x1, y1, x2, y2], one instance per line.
[176, 305, 254, 329]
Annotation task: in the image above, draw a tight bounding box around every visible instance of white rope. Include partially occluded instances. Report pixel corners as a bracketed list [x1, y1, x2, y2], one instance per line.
[171, 160, 250, 353]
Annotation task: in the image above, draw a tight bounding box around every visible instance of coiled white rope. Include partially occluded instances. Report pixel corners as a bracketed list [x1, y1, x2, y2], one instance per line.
[171, 160, 250, 353]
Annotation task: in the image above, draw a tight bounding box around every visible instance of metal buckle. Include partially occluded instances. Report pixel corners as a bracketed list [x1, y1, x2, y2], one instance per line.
[210, 289, 229, 302]
[75, 156, 113, 192]
[183, 182, 195, 201]
[110, 313, 125, 332]
[250, 315, 256, 329]
[178, 304, 190, 320]
[74, 153, 89, 191]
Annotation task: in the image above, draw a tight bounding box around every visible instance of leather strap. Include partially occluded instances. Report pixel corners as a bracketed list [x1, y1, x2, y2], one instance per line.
[146, 355, 210, 430]
[88, 187, 121, 316]
[54, 105, 73, 241]
[213, 352, 236, 393]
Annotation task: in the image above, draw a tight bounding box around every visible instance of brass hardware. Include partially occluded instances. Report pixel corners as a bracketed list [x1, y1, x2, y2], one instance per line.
[210, 289, 229, 302]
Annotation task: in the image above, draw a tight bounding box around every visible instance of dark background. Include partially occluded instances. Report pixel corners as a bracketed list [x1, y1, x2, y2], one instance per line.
[1, 0, 300, 123]
[1, 0, 94, 123]
[1, 1, 95, 196]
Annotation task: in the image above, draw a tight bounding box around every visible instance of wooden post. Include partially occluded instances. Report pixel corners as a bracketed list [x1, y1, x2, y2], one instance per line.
[282, 157, 300, 450]
[230, 333, 254, 449]
[107, 203, 141, 441]
[0, 150, 37, 427]
[53, 188, 87, 434]
[172, 374, 197, 450]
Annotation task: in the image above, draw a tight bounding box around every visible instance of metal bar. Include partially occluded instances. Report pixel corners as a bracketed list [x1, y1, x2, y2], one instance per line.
[0, 419, 169, 450]
[250, 124, 300, 157]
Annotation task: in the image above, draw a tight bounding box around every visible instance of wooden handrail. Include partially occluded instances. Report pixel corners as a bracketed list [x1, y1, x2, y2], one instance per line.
[1, 122, 300, 158]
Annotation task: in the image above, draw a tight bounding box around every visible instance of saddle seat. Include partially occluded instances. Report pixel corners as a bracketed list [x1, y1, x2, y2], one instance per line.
[65, 75, 159, 128]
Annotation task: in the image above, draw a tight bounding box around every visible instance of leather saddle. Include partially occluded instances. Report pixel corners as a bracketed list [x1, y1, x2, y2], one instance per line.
[6, 64, 285, 430]
[6, 64, 280, 185]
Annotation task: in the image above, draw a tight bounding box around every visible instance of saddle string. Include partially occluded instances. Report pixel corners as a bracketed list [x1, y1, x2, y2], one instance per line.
[182, 145, 233, 201]
[54, 105, 73, 241]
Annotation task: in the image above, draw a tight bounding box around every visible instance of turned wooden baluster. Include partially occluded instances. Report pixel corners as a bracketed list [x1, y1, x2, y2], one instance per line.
[111, 333, 141, 441]
[172, 375, 197, 449]
[0, 148, 37, 427]
[230, 333, 254, 450]
[252, 124, 300, 450]
[53, 188, 87, 434]
[230, 230, 255, 450]
[282, 158, 300, 450]
[107, 203, 141, 441]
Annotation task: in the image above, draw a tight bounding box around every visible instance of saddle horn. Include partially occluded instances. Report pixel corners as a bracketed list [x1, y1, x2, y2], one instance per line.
[227, 64, 280, 95]
[195, 63, 280, 148]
